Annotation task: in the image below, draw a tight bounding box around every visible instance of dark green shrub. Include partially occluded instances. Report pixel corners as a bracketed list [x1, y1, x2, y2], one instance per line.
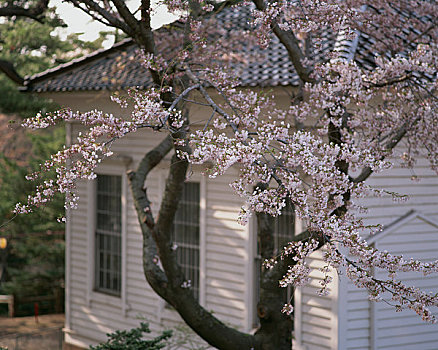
[90, 323, 172, 350]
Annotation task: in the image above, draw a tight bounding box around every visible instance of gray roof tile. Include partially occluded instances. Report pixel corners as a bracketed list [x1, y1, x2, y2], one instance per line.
[24, 5, 431, 92]
[24, 6, 335, 92]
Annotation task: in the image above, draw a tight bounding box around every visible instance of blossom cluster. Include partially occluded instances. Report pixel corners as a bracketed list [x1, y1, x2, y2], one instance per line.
[16, 89, 173, 214]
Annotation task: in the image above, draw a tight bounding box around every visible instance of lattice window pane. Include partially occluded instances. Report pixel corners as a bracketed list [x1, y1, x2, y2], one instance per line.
[95, 174, 122, 296]
[173, 182, 200, 300]
[274, 199, 295, 254]
[274, 199, 295, 303]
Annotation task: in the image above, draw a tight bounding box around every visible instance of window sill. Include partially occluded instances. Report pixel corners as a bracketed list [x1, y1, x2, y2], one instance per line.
[90, 291, 122, 308]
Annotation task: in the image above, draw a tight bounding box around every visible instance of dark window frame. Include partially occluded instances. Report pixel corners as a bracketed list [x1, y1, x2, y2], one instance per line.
[94, 174, 122, 296]
[172, 182, 201, 301]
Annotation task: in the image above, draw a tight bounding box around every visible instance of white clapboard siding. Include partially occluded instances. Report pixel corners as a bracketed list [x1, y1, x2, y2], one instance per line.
[359, 161, 438, 228]
[67, 124, 173, 346]
[345, 283, 371, 350]
[338, 155, 438, 350]
[296, 155, 438, 350]
[65, 92, 438, 350]
[296, 249, 337, 350]
[205, 169, 248, 327]
[371, 213, 438, 350]
[67, 113, 250, 348]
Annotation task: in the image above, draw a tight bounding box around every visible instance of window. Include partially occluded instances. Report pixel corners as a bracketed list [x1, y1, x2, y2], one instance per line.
[94, 174, 122, 296]
[172, 182, 200, 300]
[273, 200, 295, 304]
[273, 199, 295, 254]
[254, 199, 295, 326]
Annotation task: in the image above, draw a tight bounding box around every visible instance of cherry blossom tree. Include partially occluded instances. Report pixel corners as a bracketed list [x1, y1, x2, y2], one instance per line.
[12, 0, 438, 349]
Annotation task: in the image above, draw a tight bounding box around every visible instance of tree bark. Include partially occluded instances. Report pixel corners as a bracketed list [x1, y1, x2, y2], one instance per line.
[0, 59, 24, 85]
[129, 134, 259, 350]
[254, 208, 294, 350]
[0, 0, 49, 21]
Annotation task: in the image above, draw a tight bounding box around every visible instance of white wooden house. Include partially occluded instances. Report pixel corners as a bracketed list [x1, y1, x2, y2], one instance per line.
[21, 6, 438, 350]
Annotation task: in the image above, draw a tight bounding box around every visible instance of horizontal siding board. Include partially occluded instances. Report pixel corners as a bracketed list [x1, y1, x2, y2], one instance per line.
[346, 338, 370, 349]
[302, 314, 332, 328]
[346, 318, 370, 330]
[302, 295, 333, 309]
[206, 243, 246, 257]
[206, 279, 245, 293]
[370, 212, 438, 349]
[302, 304, 332, 319]
[206, 251, 245, 265]
[347, 309, 370, 321]
[344, 160, 438, 350]
[301, 332, 331, 349]
[376, 330, 438, 348]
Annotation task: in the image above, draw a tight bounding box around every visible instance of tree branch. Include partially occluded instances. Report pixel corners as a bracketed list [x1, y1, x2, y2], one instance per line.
[155, 152, 258, 349]
[0, 0, 49, 21]
[127, 135, 174, 296]
[351, 121, 410, 184]
[69, 0, 133, 34]
[0, 59, 24, 85]
[252, 0, 314, 83]
[111, 0, 141, 34]
[253, 184, 294, 349]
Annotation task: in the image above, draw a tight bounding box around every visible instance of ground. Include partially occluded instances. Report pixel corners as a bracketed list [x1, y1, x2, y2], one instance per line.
[0, 314, 64, 350]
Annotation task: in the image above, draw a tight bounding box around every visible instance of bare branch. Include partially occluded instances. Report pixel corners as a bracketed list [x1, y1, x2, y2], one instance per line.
[252, 0, 314, 83]
[0, 0, 49, 21]
[351, 121, 410, 184]
[127, 135, 174, 292]
[69, 0, 133, 34]
[0, 59, 24, 85]
[111, 0, 141, 33]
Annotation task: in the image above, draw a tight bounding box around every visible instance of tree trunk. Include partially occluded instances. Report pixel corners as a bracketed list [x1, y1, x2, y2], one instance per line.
[255, 269, 294, 350]
[254, 190, 293, 350]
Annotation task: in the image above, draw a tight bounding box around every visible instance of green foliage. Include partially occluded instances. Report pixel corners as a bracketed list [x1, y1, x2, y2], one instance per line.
[163, 323, 209, 350]
[0, 7, 113, 118]
[0, 77, 57, 118]
[0, 127, 65, 312]
[0, 126, 66, 232]
[90, 323, 172, 350]
[0, 8, 110, 77]
[0, 2, 116, 314]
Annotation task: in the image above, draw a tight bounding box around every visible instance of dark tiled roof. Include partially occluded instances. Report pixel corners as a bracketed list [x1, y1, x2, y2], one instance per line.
[23, 5, 337, 92]
[23, 39, 150, 92]
[23, 5, 435, 93]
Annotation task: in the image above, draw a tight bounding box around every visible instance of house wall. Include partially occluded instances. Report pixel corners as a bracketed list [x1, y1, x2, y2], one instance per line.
[45, 89, 438, 349]
[294, 249, 340, 350]
[341, 152, 438, 350]
[371, 215, 438, 350]
[295, 150, 438, 350]
[48, 91, 268, 348]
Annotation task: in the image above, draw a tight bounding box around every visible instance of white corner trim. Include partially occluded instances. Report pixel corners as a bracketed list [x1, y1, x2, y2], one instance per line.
[336, 267, 348, 350]
[65, 206, 72, 330]
[199, 175, 207, 308]
[86, 179, 96, 308]
[330, 268, 340, 350]
[121, 171, 128, 316]
[65, 121, 72, 330]
[294, 286, 303, 346]
[245, 215, 256, 331]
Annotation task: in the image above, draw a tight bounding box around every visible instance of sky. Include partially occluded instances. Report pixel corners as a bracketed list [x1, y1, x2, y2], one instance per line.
[51, 0, 178, 47]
